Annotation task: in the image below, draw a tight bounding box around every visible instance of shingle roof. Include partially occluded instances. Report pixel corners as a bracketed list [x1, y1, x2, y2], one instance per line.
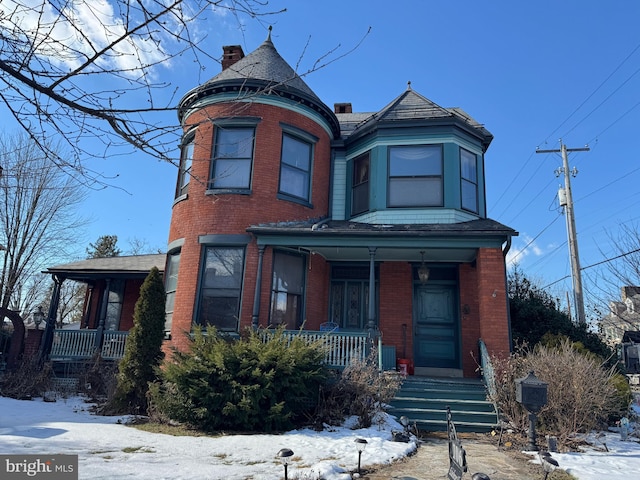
[46, 254, 166, 277]
[338, 86, 493, 146]
[205, 35, 321, 104]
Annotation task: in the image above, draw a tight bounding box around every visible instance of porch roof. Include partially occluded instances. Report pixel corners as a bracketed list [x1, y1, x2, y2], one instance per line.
[44, 254, 166, 281]
[247, 218, 517, 263]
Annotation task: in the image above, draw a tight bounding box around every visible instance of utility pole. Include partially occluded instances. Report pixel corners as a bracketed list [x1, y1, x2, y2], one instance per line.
[537, 141, 589, 324]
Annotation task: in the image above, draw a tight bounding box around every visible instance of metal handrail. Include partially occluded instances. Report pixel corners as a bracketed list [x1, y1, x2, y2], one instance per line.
[478, 338, 496, 399]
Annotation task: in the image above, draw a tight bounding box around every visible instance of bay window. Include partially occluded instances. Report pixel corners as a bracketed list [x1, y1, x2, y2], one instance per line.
[388, 145, 443, 207]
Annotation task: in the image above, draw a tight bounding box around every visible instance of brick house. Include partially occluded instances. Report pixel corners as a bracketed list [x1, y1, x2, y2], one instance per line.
[36, 32, 516, 381]
[165, 31, 517, 378]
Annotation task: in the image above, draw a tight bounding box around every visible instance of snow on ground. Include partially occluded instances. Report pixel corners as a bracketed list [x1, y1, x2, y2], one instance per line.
[526, 398, 640, 480]
[0, 395, 416, 479]
[1, 395, 639, 479]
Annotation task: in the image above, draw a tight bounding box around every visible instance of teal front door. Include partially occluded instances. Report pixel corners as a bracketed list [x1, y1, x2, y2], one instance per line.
[413, 285, 460, 369]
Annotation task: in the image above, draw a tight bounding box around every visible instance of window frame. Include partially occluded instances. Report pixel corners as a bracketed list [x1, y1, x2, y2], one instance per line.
[195, 245, 246, 332]
[387, 144, 443, 208]
[209, 121, 258, 193]
[351, 152, 370, 216]
[176, 130, 195, 198]
[277, 124, 317, 205]
[269, 250, 306, 329]
[164, 248, 181, 335]
[460, 147, 479, 213]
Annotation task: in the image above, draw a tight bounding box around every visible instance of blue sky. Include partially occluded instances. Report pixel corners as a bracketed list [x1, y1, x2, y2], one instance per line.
[14, 1, 640, 313]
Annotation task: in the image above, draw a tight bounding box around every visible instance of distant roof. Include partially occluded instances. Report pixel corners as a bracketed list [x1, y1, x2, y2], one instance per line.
[45, 254, 166, 281]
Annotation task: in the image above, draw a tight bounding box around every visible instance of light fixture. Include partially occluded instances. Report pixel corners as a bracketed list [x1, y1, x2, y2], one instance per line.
[418, 251, 430, 284]
[33, 306, 45, 330]
[276, 448, 294, 480]
[354, 438, 368, 475]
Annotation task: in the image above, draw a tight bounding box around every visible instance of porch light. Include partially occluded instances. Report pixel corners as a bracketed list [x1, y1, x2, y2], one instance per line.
[276, 448, 294, 480]
[354, 438, 368, 474]
[418, 251, 430, 284]
[33, 306, 45, 330]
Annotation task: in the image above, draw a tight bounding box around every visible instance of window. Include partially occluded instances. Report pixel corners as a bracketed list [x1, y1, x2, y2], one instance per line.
[104, 279, 125, 331]
[329, 265, 378, 330]
[197, 247, 245, 331]
[351, 153, 370, 215]
[461, 148, 478, 213]
[279, 133, 312, 202]
[176, 133, 194, 197]
[270, 251, 305, 329]
[211, 127, 255, 189]
[388, 145, 442, 207]
[164, 249, 181, 333]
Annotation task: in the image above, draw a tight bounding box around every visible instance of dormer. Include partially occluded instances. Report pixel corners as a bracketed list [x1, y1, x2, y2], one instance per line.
[332, 85, 493, 225]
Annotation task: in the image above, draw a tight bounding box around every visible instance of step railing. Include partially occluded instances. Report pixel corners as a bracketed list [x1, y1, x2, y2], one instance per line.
[478, 338, 496, 399]
[50, 330, 129, 361]
[264, 330, 369, 368]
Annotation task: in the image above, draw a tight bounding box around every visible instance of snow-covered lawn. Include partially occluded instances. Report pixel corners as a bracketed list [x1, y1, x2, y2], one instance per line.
[0, 396, 416, 479]
[1, 395, 639, 479]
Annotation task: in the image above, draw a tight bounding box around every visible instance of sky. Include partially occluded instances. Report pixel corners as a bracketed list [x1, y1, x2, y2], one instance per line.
[3, 1, 640, 317]
[0, 395, 639, 480]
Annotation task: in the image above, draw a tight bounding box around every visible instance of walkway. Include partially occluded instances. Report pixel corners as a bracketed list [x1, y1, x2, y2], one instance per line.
[366, 434, 540, 480]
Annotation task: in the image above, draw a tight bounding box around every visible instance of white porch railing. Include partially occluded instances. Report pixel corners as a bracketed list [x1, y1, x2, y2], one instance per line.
[268, 330, 369, 368]
[50, 330, 129, 361]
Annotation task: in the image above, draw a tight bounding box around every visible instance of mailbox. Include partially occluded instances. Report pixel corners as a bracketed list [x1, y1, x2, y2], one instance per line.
[516, 370, 548, 414]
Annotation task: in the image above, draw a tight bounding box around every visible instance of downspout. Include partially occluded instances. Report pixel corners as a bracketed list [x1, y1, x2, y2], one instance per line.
[502, 237, 514, 352]
[251, 245, 266, 330]
[367, 247, 377, 360]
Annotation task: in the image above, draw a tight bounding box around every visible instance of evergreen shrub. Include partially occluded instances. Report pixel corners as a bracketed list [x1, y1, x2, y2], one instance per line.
[149, 327, 328, 432]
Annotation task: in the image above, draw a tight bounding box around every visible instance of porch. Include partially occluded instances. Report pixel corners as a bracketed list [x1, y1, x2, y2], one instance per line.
[48, 329, 372, 368]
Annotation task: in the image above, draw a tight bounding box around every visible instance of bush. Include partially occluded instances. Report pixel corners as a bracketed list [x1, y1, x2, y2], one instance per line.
[148, 327, 328, 432]
[489, 338, 627, 448]
[0, 359, 52, 399]
[315, 349, 403, 428]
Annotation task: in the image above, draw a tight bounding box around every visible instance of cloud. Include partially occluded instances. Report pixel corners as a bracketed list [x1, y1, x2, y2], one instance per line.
[506, 233, 544, 267]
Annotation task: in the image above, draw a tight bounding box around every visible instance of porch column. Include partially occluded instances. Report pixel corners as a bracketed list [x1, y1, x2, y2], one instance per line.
[252, 245, 266, 330]
[367, 247, 377, 336]
[95, 279, 110, 349]
[39, 274, 64, 363]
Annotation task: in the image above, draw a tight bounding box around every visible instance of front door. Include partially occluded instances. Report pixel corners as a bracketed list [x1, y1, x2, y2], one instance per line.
[413, 285, 460, 369]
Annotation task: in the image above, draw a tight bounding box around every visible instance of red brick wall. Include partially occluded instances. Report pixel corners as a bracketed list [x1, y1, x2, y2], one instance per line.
[379, 262, 413, 362]
[459, 263, 481, 377]
[23, 329, 44, 360]
[476, 248, 511, 359]
[168, 101, 333, 348]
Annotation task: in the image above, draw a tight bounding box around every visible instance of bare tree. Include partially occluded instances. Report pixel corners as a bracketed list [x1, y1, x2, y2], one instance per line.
[0, 0, 284, 185]
[0, 132, 88, 319]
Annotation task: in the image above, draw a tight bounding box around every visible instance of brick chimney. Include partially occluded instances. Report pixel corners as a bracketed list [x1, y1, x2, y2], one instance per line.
[334, 103, 352, 114]
[222, 45, 245, 70]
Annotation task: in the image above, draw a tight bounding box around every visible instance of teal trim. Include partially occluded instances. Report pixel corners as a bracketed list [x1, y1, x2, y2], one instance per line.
[183, 93, 335, 138]
[443, 143, 460, 209]
[167, 238, 184, 252]
[198, 234, 251, 245]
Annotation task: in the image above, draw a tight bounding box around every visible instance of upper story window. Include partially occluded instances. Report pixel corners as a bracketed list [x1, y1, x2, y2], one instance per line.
[211, 126, 255, 190]
[279, 125, 316, 204]
[104, 279, 125, 331]
[388, 145, 443, 207]
[196, 246, 245, 332]
[351, 153, 370, 216]
[176, 131, 195, 198]
[460, 148, 478, 213]
[270, 251, 306, 329]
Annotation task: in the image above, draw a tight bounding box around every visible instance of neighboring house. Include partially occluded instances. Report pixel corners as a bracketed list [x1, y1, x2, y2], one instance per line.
[599, 286, 640, 347]
[166, 31, 517, 378]
[38, 32, 516, 380]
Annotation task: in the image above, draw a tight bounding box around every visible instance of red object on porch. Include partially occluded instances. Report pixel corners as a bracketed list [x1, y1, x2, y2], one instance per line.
[397, 358, 410, 375]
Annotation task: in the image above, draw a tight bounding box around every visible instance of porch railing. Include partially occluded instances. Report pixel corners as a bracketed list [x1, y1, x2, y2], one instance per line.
[268, 330, 369, 368]
[50, 330, 129, 361]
